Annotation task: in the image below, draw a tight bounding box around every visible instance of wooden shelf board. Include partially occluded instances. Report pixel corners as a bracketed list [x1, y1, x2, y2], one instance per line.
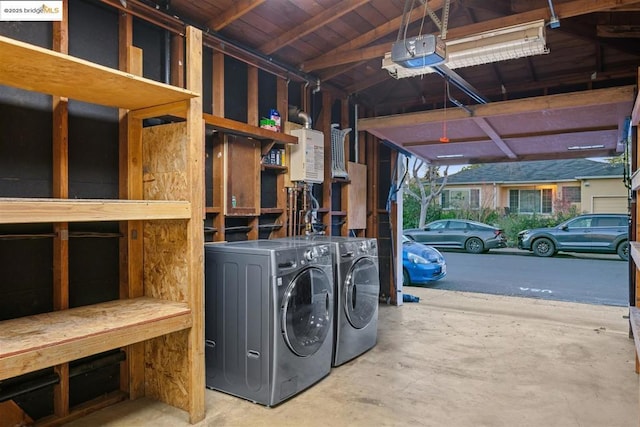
[0, 198, 191, 224]
[205, 207, 221, 214]
[261, 164, 288, 173]
[330, 210, 347, 216]
[203, 113, 298, 145]
[0, 36, 197, 111]
[260, 208, 284, 214]
[0, 297, 191, 381]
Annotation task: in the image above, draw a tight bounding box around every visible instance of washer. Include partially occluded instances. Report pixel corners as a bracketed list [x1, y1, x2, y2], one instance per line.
[204, 239, 334, 406]
[280, 236, 379, 366]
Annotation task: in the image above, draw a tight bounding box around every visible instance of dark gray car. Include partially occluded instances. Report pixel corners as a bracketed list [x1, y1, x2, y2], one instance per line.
[404, 219, 507, 254]
[517, 213, 629, 260]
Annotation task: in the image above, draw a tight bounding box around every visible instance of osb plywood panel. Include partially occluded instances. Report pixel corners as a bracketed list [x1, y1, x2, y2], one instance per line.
[145, 329, 191, 412]
[143, 220, 189, 302]
[347, 162, 367, 230]
[142, 122, 189, 201]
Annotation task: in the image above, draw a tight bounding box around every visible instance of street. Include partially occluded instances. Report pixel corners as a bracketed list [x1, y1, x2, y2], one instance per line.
[414, 250, 630, 306]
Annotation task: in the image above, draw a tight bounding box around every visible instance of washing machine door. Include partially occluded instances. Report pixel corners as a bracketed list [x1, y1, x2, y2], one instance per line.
[344, 257, 379, 329]
[282, 266, 333, 357]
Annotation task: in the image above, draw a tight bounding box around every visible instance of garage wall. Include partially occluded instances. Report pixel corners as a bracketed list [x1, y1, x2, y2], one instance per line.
[582, 178, 628, 213]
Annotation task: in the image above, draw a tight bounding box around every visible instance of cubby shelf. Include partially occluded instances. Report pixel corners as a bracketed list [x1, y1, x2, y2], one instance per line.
[0, 297, 192, 381]
[203, 113, 297, 145]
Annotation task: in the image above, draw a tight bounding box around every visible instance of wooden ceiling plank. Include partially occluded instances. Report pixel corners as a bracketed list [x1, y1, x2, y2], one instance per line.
[359, 85, 635, 130]
[305, 0, 640, 70]
[472, 117, 517, 158]
[459, 0, 511, 15]
[301, 1, 444, 72]
[206, 0, 266, 31]
[258, 0, 371, 55]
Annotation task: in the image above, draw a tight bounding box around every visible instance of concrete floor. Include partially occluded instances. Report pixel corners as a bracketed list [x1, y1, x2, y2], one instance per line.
[68, 288, 638, 427]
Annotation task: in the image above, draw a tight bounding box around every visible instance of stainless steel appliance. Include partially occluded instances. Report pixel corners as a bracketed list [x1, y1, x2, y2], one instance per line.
[204, 239, 334, 406]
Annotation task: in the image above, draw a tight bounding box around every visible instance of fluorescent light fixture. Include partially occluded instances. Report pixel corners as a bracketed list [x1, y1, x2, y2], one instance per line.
[436, 154, 464, 159]
[567, 144, 606, 151]
[383, 20, 549, 79]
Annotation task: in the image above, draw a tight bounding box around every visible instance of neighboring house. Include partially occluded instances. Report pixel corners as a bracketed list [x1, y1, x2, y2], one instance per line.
[439, 159, 628, 215]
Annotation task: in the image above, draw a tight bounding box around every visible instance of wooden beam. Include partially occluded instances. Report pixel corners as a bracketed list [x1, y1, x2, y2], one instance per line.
[304, 0, 640, 70]
[597, 24, 640, 38]
[259, 0, 370, 55]
[472, 117, 517, 159]
[360, 85, 635, 130]
[206, 0, 266, 31]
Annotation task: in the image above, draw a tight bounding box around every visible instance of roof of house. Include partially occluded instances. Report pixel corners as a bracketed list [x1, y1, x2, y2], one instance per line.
[442, 159, 624, 185]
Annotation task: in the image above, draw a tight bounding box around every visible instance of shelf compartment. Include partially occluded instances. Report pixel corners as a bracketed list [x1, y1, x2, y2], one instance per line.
[0, 297, 192, 381]
[0, 198, 191, 224]
[0, 35, 197, 111]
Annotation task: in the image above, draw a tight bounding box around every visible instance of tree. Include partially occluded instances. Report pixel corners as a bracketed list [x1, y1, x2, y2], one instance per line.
[403, 159, 449, 228]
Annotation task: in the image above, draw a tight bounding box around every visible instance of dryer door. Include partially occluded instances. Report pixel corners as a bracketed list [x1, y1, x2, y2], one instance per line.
[282, 266, 333, 357]
[344, 257, 379, 329]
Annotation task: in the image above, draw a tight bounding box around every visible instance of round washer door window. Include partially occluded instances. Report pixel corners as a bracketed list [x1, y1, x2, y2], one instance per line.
[282, 266, 333, 357]
[344, 257, 379, 329]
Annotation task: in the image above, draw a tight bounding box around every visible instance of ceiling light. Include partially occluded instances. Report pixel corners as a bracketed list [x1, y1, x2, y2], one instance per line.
[567, 144, 606, 151]
[436, 154, 464, 159]
[383, 20, 549, 79]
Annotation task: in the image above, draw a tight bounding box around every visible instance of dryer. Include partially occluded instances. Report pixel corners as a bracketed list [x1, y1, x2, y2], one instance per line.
[204, 239, 334, 406]
[281, 236, 379, 366]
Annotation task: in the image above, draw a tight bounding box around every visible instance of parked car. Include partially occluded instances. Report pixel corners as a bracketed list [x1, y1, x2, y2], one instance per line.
[517, 213, 629, 260]
[404, 219, 507, 254]
[402, 235, 446, 285]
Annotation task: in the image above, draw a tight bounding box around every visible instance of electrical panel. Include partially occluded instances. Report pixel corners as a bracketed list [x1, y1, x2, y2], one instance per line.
[289, 128, 325, 183]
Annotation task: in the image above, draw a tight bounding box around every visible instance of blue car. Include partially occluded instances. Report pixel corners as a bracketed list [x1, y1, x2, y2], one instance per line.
[402, 235, 446, 285]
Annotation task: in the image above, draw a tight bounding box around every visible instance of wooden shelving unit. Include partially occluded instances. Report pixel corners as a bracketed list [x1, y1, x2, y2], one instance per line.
[0, 29, 205, 424]
[204, 114, 296, 242]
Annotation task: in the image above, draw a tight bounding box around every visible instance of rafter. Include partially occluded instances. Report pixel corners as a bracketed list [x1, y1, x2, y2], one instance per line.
[258, 0, 370, 55]
[472, 117, 517, 158]
[304, 0, 640, 71]
[301, 0, 445, 72]
[206, 0, 266, 31]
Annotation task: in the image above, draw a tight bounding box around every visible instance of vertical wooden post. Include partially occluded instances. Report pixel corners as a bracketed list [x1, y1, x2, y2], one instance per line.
[119, 11, 146, 400]
[185, 26, 206, 423]
[340, 97, 351, 236]
[170, 34, 185, 88]
[212, 52, 224, 117]
[247, 66, 260, 239]
[321, 91, 333, 234]
[52, 0, 69, 417]
[273, 76, 289, 238]
[212, 51, 225, 240]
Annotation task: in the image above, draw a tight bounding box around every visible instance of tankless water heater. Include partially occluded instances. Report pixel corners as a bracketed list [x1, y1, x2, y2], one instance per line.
[288, 128, 324, 183]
